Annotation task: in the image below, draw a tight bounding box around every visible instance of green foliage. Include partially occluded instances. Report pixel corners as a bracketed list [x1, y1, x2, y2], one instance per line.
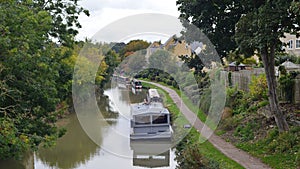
[149, 50, 172, 70]
[121, 40, 150, 58]
[226, 87, 249, 115]
[234, 121, 258, 142]
[0, 117, 30, 160]
[243, 57, 257, 65]
[228, 72, 232, 87]
[264, 127, 300, 154]
[249, 74, 268, 101]
[237, 126, 300, 169]
[175, 130, 220, 169]
[219, 116, 241, 131]
[275, 53, 300, 66]
[0, 0, 94, 159]
[177, 0, 244, 57]
[279, 73, 295, 103]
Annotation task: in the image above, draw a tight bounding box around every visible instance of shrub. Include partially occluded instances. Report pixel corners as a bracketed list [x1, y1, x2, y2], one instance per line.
[265, 127, 300, 154]
[219, 116, 241, 131]
[279, 73, 295, 103]
[234, 121, 258, 141]
[249, 74, 268, 101]
[166, 79, 173, 85]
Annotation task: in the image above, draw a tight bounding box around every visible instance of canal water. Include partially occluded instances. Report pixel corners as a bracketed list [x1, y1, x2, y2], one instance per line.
[0, 85, 177, 169]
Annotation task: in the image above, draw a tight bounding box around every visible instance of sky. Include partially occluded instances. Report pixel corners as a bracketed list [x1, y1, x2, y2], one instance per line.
[76, 0, 180, 43]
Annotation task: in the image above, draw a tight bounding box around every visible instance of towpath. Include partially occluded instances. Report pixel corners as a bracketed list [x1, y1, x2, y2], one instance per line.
[143, 81, 271, 169]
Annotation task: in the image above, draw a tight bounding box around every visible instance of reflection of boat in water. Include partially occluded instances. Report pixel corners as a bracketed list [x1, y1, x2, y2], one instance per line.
[131, 87, 142, 95]
[130, 89, 172, 140]
[130, 140, 171, 168]
[113, 75, 130, 88]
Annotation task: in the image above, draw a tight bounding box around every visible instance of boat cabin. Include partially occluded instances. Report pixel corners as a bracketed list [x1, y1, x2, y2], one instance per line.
[147, 89, 162, 103]
[130, 102, 172, 140]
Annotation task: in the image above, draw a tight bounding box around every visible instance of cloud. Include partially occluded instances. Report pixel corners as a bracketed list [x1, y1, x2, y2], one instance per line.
[79, 0, 178, 14]
[76, 0, 180, 41]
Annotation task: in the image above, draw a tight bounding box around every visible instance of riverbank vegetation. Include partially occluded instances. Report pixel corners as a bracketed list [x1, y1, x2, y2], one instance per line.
[142, 82, 243, 169]
[217, 75, 300, 169]
[0, 0, 152, 159]
[0, 0, 90, 159]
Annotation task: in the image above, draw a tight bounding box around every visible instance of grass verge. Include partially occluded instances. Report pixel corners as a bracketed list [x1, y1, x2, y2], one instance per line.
[142, 82, 244, 169]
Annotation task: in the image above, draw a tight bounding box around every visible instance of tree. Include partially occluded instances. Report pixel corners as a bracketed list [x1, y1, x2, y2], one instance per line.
[234, 1, 300, 131]
[33, 0, 90, 46]
[176, 0, 245, 58]
[177, 0, 300, 131]
[0, 0, 89, 159]
[149, 50, 171, 70]
[121, 40, 150, 58]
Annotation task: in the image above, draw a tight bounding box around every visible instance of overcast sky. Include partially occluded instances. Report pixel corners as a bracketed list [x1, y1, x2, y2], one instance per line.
[76, 0, 180, 42]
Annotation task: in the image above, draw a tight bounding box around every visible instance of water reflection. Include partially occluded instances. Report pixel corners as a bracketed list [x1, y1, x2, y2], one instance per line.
[0, 86, 177, 169]
[0, 153, 34, 169]
[37, 114, 100, 169]
[131, 141, 171, 168]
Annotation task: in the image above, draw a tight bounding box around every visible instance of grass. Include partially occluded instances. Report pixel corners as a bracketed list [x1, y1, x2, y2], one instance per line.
[237, 142, 299, 169]
[140, 78, 207, 122]
[235, 126, 300, 169]
[142, 82, 244, 169]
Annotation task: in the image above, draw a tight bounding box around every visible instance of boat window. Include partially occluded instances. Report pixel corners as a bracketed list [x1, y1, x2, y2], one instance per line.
[135, 81, 142, 86]
[135, 115, 151, 125]
[152, 115, 168, 124]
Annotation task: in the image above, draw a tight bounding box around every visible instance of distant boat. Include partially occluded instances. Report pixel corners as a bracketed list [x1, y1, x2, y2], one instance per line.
[130, 89, 172, 140]
[131, 79, 142, 89]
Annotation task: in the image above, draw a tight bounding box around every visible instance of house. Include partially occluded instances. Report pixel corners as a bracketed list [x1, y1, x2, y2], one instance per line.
[145, 35, 192, 62]
[145, 41, 161, 60]
[280, 33, 300, 56]
[162, 35, 191, 59]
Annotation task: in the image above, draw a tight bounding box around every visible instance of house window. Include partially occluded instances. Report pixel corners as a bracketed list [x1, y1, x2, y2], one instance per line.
[288, 40, 293, 49]
[296, 40, 300, 49]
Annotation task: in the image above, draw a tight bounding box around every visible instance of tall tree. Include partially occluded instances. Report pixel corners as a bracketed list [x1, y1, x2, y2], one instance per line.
[235, 0, 300, 131]
[177, 0, 245, 58]
[0, 0, 89, 159]
[177, 0, 300, 131]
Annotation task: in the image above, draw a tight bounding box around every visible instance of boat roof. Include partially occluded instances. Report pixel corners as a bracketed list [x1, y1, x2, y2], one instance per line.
[148, 89, 160, 99]
[131, 102, 170, 116]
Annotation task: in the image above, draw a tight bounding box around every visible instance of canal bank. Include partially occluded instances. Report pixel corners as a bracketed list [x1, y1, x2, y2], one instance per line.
[142, 80, 271, 169]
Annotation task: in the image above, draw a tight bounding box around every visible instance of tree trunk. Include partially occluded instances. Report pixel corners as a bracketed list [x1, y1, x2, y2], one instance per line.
[261, 45, 289, 132]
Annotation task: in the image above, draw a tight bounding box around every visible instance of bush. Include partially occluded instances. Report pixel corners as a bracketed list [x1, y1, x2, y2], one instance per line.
[249, 74, 268, 101]
[265, 127, 300, 154]
[234, 121, 258, 141]
[175, 131, 220, 169]
[220, 117, 240, 131]
[279, 73, 295, 103]
[226, 87, 249, 115]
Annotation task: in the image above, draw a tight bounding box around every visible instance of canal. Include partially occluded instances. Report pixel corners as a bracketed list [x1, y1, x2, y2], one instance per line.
[0, 85, 177, 169]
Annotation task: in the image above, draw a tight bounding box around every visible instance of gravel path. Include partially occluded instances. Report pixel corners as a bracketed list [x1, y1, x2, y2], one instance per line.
[144, 81, 271, 169]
